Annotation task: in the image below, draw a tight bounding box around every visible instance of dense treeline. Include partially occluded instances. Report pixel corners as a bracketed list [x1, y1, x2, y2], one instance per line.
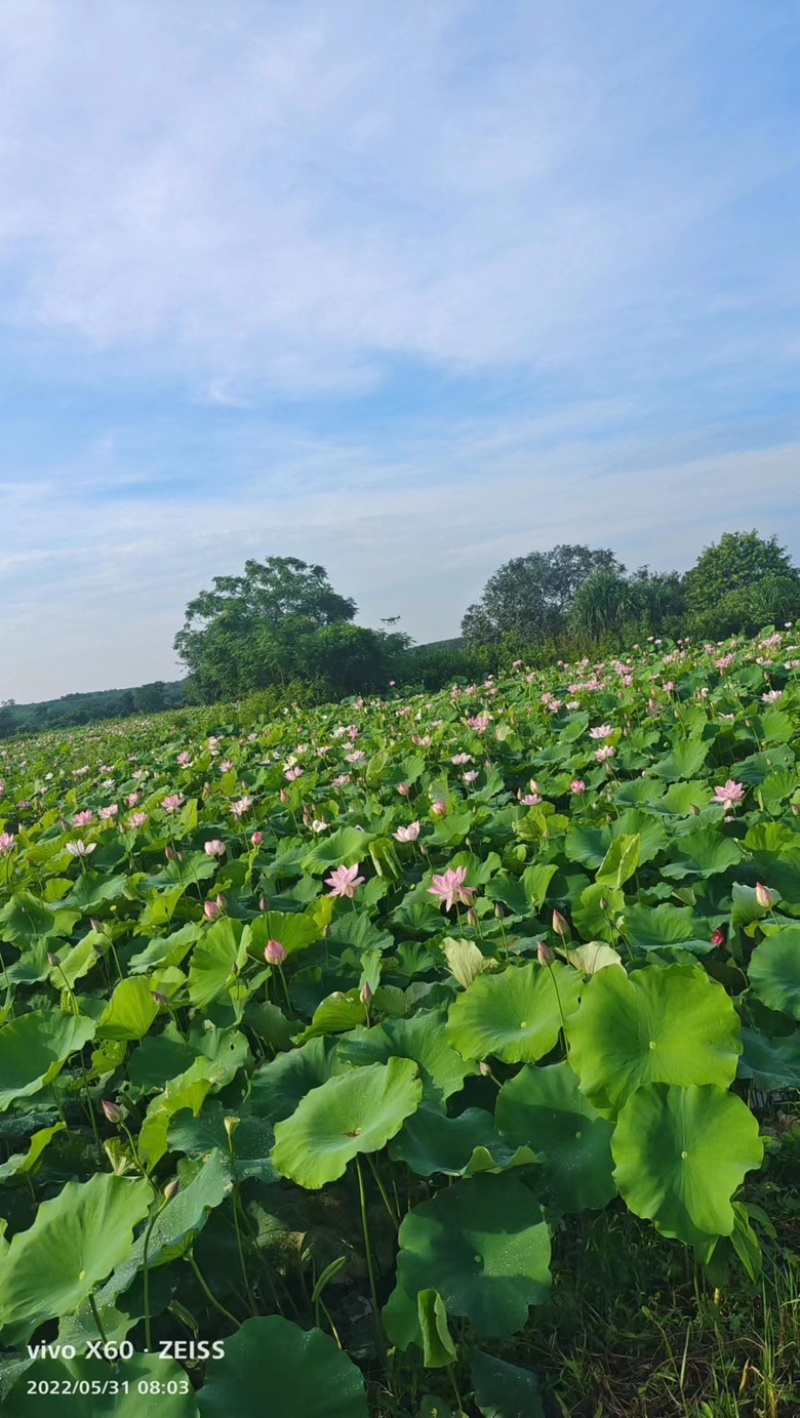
[3, 529, 799, 737]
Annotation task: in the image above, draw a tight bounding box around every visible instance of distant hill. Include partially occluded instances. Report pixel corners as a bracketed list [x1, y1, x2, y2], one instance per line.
[0, 680, 187, 737]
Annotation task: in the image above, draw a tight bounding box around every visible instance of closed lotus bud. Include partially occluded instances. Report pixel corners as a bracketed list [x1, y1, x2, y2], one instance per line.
[90, 917, 104, 934]
[151, 990, 169, 1007]
[280, 789, 290, 804]
[204, 900, 221, 921]
[360, 981, 373, 1005]
[755, 882, 777, 909]
[163, 1179, 180, 1202]
[551, 909, 569, 940]
[537, 941, 555, 967]
[467, 907, 478, 927]
[494, 902, 505, 919]
[216, 893, 227, 910]
[101, 1099, 123, 1124]
[599, 897, 608, 912]
[259, 895, 271, 912]
[47, 951, 59, 967]
[397, 783, 410, 796]
[251, 830, 264, 847]
[265, 939, 287, 966]
[479, 1061, 493, 1078]
[224, 1116, 240, 1143]
[165, 844, 177, 860]
[712, 928, 726, 946]
[793, 803, 800, 816]
[690, 804, 700, 815]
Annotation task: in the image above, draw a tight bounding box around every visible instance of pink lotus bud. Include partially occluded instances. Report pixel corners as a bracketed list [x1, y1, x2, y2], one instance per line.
[216, 894, 227, 910]
[204, 900, 221, 921]
[259, 896, 271, 912]
[360, 981, 373, 1005]
[47, 951, 59, 967]
[251, 830, 264, 847]
[431, 800, 447, 816]
[551, 909, 569, 940]
[151, 990, 169, 1007]
[102, 1099, 123, 1124]
[265, 939, 287, 966]
[204, 839, 226, 857]
[397, 783, 410, 797]
[712, 928, 726, 947]
[165, 844, 177, 860]
[280, 789, 290, 804]
[479, 1061, 493, 1077]
[755, 882, 777, 909]
[163, 1179, 180, 1201]
[537, 941, 555, 966]
[466, 907, 478, 927]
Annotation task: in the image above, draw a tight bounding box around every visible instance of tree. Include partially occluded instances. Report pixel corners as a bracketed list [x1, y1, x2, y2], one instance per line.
[174, 557, 361, 702]
[683, 531, 799, 622]
[134, 682, 167, 713]
[461, 544, 623, 647]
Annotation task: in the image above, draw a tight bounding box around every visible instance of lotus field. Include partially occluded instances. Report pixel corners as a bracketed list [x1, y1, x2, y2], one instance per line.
[1, 632, 800, 1416]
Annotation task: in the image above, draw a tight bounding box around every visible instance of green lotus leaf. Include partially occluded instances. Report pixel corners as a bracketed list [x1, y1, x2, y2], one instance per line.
[417, 1289, 457, 1368]
[198, 1316, 367, 1418]
[4, 1353, 198, 1418]
[567, 963, 741, 1116]
[187, 918, 248, 1009]
[748, 927, 800, 1020]
[662, 828, 744, 879]
[96, 976, 159, 1041]
[169, 1103, 278, 1184]
[60, 871, 129, 912]
[248, 910, 320, 958]
[471, 1349, 545, 1418]
[336, 1010, 478, 1104]
[564, 826, 611, 869]
[272, 1058, 422, 1189]
[572, 883, 625, 941]
[443, 937, 498, 988]
[248, 1036, 340, 1124]
[300, 827, 372, 875]
[0, 1122, 66, 1181]
[0, 891, 58, 944]
[621, 903, 714, 954]
[138, 1058, 223, 1167]
[561, 942, 623, 975]
[650, 738, 708, 780]
[294, 990, 366, 1044]
[446, 962, 581, 1065]
[612, 1083, 763, 1248]
[390, 1104, 537, 1177]
[496, 1061, 616, 1211]
[0, 1010, 96, 1112]
[383, 1175, 551, 1345]
[0, 1173, 153, 1345]
[738, 1026, 800, 1090]
[596, 833, 640, 889]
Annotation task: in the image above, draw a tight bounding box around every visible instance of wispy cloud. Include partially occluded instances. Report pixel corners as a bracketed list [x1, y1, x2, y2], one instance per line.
[0, 1, 798, 698]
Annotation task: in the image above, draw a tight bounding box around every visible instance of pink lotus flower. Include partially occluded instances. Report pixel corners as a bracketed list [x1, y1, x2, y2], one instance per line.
[346, 751, 366, 763]
[0, 831, 16, 856]
[467, 716, 491, 733]
[74, 810, 95, 827]
[126, 792, 140, 807]
[431, 800, 448, 816]
[712, 780, 746, 807]
[162, 794, 184, 814]
[67, 840, 96, 857]
[325, 863, 365, 898]
[230, 796, 253, 818]
[520, 792, 541, 805]
[285, 766, 304, 781]
[220, 760, 235, 773]
[177, 752, 192, 767]
[204, 839, 226, 857]
[394, 821, 421, 843]
[265, 939, 287, 966]
[428, 866, 476, 912]
[570, 780, 586, 794]
[463, 770, 479, 784]
[333, 774, 352, 788]
[128, 811, 149, 829]
[589, 725, 614, 740]
[452, 753, 472, 765]
[310, 819, 329, 833]
[595, 745, 616, 762]
[99, 804, 119, 820]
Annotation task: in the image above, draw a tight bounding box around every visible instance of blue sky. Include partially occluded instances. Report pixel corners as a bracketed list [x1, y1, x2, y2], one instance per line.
[1, 0, 799, 701]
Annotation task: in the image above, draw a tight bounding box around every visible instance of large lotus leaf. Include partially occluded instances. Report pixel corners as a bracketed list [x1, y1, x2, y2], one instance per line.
[0, 1010, 96, 1112]
[443, 937, 498, 988]
[272, 1059, 422, 1189]
[198, 1316, 367, 1418]
[496, 1062, 616, 1211]
[572, 883, 625, 941]
[612, 810, 669, 864]
[417, 1289, 457, 1368]
[738, 1027, 800, 1090]
[300, 827, 372, 875]
[612, 1083, 763, 1248]
[748, 927, 800, 1020]
[248, 910, 320, 959]
[5, 1354, 198, 1418]
[248, 1037, 340, 1124]
[561, 942, 623, 976]
[169, 1103, 278, 1184]
[564, 826, 611, 869]
[662, 829, 744, 879]
[47, 934, 100, 989]
[0, 1173, 153, 1345]
[446, 962, 581, 1065]
[383, 1175, 551, 1345]
[650, 738, 708, 780]
[0, 891, 58, 944]
[471, 1349, 545, 1418]
[0, 1122, 66, 1181]
[595, 833, 640, 889]
[138, 1058, 223, 1167]
[60, 871, 129, 913]
[187, 918, 248, 1009]
[622, 903, 714, 954]
[336, 1011, 478, 1104]
[96, 976, 159, 1041]
[567, 964, 741, 1116]
[390, 1104, 537, 1177]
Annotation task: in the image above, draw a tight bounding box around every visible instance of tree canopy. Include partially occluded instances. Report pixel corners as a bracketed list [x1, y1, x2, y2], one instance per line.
[461, 544, 623, 646]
